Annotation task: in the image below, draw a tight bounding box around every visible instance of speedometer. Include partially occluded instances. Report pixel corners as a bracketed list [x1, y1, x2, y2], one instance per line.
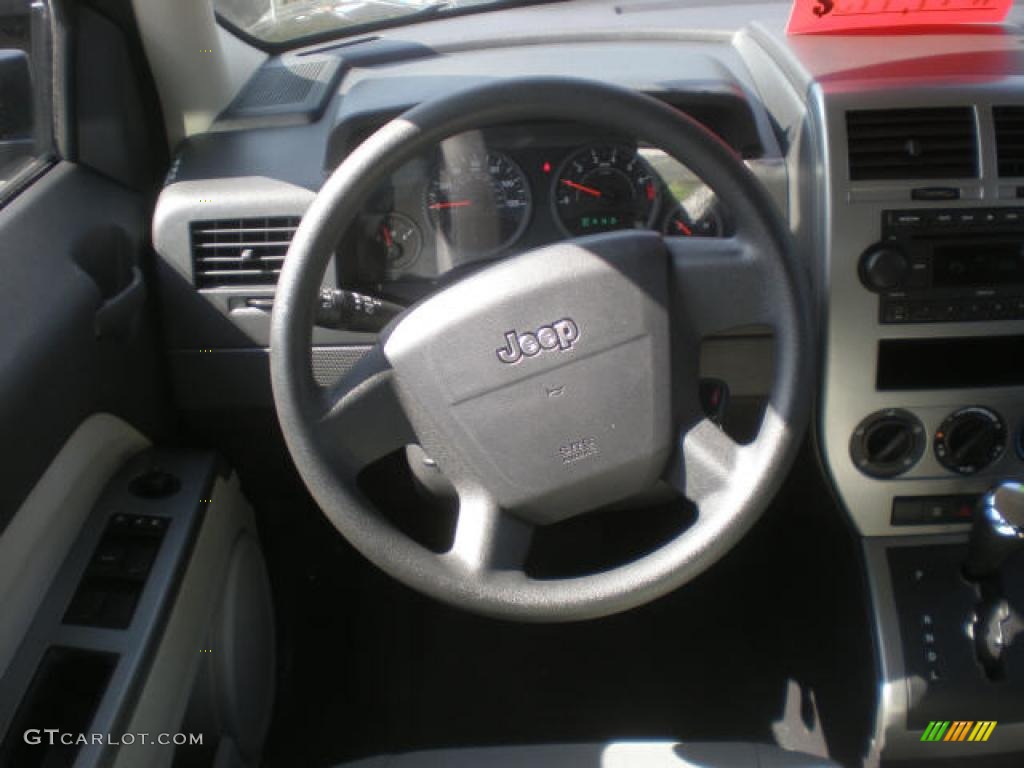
[425, 150, 531, 256]
[552, 145, 660, 236]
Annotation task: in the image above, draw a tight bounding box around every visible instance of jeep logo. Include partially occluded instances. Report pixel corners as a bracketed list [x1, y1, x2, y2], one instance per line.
[496, 318, 580, 364]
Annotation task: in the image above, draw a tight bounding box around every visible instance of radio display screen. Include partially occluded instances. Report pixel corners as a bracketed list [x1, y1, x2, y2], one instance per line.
[932, 243, 1024, 287]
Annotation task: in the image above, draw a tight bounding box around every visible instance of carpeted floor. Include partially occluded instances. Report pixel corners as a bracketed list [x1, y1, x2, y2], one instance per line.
[256, 442, 877, 768]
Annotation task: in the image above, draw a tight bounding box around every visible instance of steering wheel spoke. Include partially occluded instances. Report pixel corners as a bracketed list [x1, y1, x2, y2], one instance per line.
[446, 488, 534, 574]
[668, 235, 775, 337]
[667, 414, 745, 510]
[314, 346, 417, 478]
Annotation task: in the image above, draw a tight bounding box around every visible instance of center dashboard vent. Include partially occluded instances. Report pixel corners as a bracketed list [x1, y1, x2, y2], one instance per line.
[190, 217, 300, 288]
[994, 106, 1024, 177]
[846, 108, 978, 182]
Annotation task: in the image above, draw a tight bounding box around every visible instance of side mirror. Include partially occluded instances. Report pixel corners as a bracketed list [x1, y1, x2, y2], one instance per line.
[0, 49, 34, 173]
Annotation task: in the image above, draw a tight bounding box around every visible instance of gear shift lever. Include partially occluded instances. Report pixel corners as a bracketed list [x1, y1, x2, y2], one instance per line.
[964, 482, 1024, 581]
[964, 482, 1024, 678]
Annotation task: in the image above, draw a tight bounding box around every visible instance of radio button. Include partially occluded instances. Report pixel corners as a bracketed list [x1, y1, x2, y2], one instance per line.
[957, 211, 979, 226]
[909, 302, 935, 322]
[893, 212, 925, 228]
[906, 257, 931, 288]
[883, 301, 909, 323]
[938, 301, 964, 322]
[964, 301, 985, 320]
[998, 210, 1023, 225]
[930, 211, 956, 227]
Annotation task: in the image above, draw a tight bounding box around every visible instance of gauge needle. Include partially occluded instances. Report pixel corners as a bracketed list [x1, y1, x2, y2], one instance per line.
[380, 225, 393, 247]
[674, 220, 693, 236]
[428, 200, 472, 210]
[560, 179, 602, 198]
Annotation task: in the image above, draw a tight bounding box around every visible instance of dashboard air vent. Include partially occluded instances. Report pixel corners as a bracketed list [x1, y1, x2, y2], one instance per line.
[994, 106, 1024, 177]
[846, 108, 978, 182]
[190, 217, 300, 288]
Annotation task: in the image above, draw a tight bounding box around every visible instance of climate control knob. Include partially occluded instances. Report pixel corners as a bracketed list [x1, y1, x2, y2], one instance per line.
[859, 244, 909, 292]
[934, 407, 1007, 475]
[851, 409, 925, 478]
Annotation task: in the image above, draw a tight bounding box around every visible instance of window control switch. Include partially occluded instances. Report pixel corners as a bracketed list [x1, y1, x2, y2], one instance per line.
[63, 513, 169, 629]
[92, 542, 126, 573]
[122, 544, 158, 580]
[63, 588, 107, 626]
[96, 585, 140, 629]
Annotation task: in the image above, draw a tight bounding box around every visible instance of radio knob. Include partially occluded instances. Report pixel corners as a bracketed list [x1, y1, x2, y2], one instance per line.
[934, 407, 1007, 475]
[859, 244, 909, 292]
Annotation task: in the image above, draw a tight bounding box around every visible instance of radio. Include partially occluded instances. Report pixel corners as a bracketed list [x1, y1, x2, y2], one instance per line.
[860, 208, 1024, 324]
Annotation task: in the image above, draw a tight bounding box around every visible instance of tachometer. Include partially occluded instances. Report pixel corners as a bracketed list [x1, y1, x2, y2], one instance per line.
[553, 145, 660, 236]
[425, 150, 531, 256]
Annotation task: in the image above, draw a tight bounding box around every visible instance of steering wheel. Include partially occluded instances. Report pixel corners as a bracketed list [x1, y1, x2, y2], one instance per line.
[270, 78, 813, 622]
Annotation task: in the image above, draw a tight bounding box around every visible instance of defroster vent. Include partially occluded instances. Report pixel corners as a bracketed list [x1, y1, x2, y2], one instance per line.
[190, 217, 299, 288]
[846, 108, 978, 182]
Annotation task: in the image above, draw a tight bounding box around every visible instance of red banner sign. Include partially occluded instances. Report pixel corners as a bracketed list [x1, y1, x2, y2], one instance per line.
[787, 0, 1014, 35]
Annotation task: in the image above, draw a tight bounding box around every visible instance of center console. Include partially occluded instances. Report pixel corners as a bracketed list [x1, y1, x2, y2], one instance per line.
[812, 80, 1024, 762]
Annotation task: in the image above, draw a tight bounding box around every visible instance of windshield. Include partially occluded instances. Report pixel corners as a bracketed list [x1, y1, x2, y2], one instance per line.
[215, 0, 517, 45]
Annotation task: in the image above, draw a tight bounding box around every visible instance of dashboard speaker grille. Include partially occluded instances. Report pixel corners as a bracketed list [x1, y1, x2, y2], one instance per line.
[994, 106, 1024, 177]
[846, 108, 978, 182]
[190, 217, 300, 288]
[234, 61, 326, 109]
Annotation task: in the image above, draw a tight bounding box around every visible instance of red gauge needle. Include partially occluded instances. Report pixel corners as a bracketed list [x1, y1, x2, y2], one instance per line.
[428, 200, 472, 210]
[674, 220, 693, 236]
[560, 179, 602, 198]
[380, 224, 393, 247]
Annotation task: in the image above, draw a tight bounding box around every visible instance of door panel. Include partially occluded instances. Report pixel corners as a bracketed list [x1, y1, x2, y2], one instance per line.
[0, 1, 279, 763]
[0, 0, 171, 669]
[0, 0, 172, 532]
[0, 162, 158, 531]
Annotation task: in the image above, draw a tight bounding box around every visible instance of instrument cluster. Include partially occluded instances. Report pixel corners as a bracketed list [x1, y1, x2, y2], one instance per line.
[342, 126, 728, 296]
